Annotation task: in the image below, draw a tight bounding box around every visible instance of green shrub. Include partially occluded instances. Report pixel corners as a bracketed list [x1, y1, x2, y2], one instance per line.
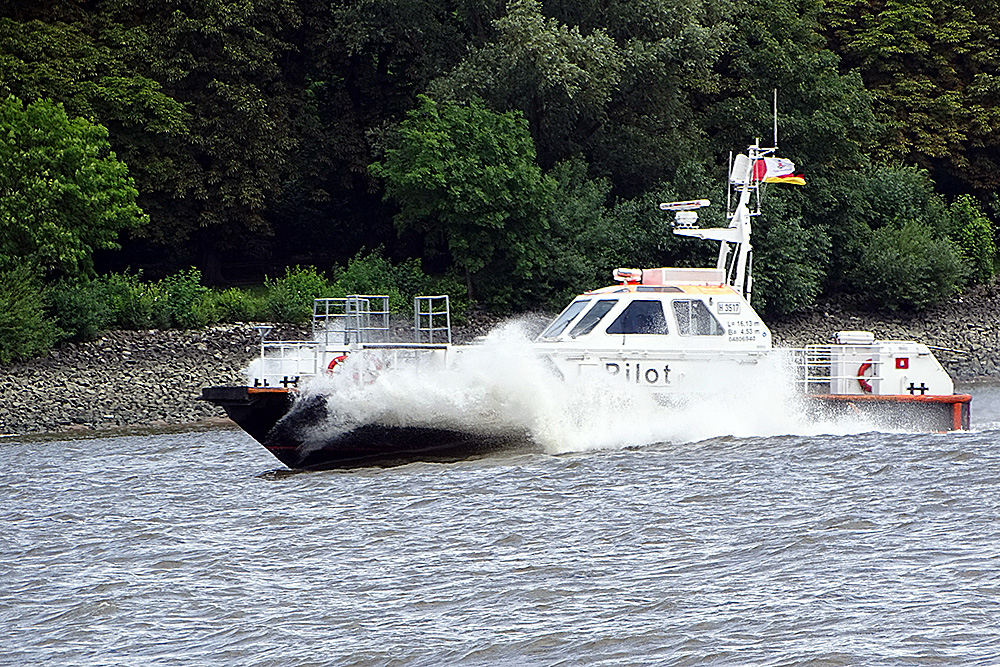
[265, 266, 331, 323]
[0, 265, 60, 363]
[329, 249, 471, 319]
[947, 195, 996, 285]
[849, 220, 967, 310]
[154, 268, 212, 328]
[211, 287, 268, 322]
[48, 279, 115, 341]
[101, 272, 155, 329]
[330, 249, 417, 313]
[751, 200, 831, 316]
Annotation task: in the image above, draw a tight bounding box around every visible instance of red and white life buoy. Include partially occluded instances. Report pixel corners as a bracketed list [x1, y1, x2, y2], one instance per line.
[857, 358, 874, 394]
[326, 353, 383, 384]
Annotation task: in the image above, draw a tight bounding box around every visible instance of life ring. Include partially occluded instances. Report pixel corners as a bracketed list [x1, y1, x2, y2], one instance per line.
[327, 353, 383, 383]
[326, 354, 348, 372]
[857, 358, 874, 394]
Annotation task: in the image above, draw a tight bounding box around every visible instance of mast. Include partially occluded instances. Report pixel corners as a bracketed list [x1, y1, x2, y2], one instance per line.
[662, 98, 790, 301]
[662, 139, 776, 301]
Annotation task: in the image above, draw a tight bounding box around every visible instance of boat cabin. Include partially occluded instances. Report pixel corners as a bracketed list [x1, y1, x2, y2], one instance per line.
[535, 266, 770, 352]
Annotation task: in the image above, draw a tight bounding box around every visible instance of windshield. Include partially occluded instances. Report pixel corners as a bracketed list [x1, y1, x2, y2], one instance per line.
[569, 299, 618, 338]
[539, 300, 589, 339]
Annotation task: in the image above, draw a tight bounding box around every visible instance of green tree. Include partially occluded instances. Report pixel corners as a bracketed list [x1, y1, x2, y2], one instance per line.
[822, 0, 1000, 192]
[0, 13, 186, 137]
[0, 95, 147, 277]
[947, 194, 996, 284]
[270, 0, 503, 266]
[838, 166, 969, 309]
[751, 200, 831, 316]
[0, 8, 189, 269]
[370, 95, 552, 304]
[849, 220, 967, 310]
[428, 0, 624, 170]
[532, 156, 615, 306]
[550, 0, 734, 198]
[98, 0, 308, 279]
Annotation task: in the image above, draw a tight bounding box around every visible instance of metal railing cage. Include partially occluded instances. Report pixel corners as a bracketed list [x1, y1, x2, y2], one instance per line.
[414, 295, 452, 344]
[789, 345, 884, 395]
[312, 295, 391, 346]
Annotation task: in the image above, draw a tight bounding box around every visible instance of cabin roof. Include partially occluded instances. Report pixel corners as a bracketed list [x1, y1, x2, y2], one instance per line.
[585, 283, 740, 296]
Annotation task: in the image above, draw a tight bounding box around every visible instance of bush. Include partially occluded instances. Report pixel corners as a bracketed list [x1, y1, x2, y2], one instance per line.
[101, 272, 155, 329]
[849, 220, 967, 310]
[211, 287, 268, 322]
[46, 271, 159, 339]
[48, 279, 116, 341]
[265, 266, 332, 323]
[752, 212, 831, 316]
[329, 249, 471, 319]
[151, 268, 214, 329]
[0, 265, 60, 363]
[329, 249, 422, 312]
[947, 195, 996, 285]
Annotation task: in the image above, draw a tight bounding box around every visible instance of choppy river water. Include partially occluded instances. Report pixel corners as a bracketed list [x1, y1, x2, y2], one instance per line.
[3, 384, 1000, 666]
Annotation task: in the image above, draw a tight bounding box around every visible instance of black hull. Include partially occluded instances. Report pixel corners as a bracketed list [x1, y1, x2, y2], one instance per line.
[201, 386, 972, 470]
[200, 386, 534, 470]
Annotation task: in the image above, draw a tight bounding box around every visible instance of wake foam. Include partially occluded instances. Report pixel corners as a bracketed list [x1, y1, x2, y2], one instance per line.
[296, 319, 877, 455]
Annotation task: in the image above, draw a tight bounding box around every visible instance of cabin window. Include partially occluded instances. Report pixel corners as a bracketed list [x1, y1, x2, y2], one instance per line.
[672, 299, 725, 336]
[569, 299, 618, 338]
[606, 300, 668, 335]
[540, 300, 589, 339]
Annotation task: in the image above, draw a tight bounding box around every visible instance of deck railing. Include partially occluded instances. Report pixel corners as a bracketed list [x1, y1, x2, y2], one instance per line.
[249, 294, 454, 386]
[414, 295, 452, 344]
[788, 346, 883, 395]
[311, 295, 392, 345]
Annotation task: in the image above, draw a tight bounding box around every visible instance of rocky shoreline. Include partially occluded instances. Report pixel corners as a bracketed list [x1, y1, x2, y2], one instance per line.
[2, 287, 999, 437]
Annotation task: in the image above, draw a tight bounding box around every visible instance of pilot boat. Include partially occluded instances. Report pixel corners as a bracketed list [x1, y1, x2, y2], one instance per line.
[201, 141, 971, 469]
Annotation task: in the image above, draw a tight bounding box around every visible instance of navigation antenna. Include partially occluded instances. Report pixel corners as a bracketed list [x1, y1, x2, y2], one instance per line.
[773, 88, 779, 149]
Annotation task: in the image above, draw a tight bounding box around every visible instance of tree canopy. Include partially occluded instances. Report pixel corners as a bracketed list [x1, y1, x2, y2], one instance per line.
[0, 0, 996, 314]
[0, 95, 146, 277]
[371, 95, 552, 302]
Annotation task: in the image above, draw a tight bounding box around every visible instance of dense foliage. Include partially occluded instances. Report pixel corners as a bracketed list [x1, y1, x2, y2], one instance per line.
[0, 95, 147, 278]
[0, 254, 459, 362]
[1, 0, 998, 360]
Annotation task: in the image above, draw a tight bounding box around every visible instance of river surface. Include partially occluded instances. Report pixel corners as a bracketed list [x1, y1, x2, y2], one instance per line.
[3, 384, 1000, 666]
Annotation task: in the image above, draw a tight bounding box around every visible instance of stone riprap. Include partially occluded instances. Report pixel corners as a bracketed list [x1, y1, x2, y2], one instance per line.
[0, 324, 308, 436]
